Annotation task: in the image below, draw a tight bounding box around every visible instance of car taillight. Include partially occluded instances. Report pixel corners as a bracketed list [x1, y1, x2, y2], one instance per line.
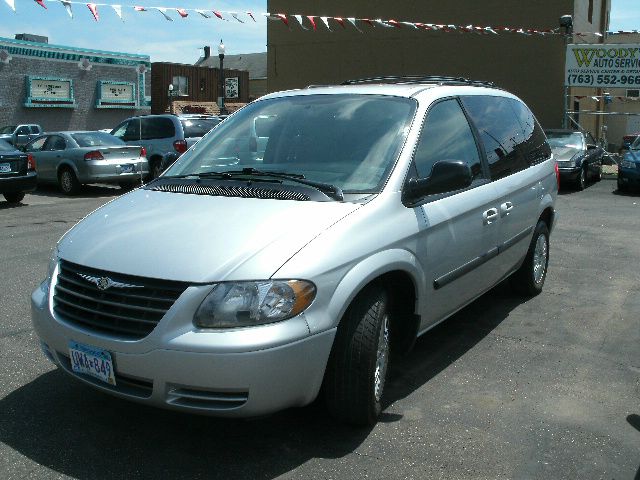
[84, 150, 104, 161]
[140, 146, 147, 158]
[173, 140, 187, 154]
[555, 161, 560, 189]
[27, 153, 36, 171]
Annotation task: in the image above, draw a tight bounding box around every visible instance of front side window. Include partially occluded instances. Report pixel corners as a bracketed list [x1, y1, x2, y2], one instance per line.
[45, 135, 66, 151]
[172, 76, 189, 96]
[413, 99, 483, 180]
[16, 126, 30, 136]
[462, 96, 528, 180]
[165, 94, 417, 193]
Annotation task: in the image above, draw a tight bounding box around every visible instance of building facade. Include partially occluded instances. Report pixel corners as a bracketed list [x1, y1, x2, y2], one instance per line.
[196, 51, 268, 101]
[151, 62, 250, 115]
[0, 35, 151, 132]
[267, 0, 611, 129]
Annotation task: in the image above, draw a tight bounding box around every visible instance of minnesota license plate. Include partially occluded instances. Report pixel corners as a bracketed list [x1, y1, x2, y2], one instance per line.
[69, 341, 116, 386]
[0, 163, 11, 173]
[120, 164, 134, 174]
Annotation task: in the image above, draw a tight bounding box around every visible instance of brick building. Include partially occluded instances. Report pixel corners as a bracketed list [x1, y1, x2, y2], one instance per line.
[0, 34, 151, 132]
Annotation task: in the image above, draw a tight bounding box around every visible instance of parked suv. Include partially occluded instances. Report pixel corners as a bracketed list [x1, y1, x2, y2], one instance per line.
[32, 77, 557, 425]
[0, 124, 43, 148]
[110, 115, 221, 178]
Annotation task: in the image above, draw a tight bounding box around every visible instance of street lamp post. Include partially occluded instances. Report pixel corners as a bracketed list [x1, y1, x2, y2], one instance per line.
[218, 39, 227, 115]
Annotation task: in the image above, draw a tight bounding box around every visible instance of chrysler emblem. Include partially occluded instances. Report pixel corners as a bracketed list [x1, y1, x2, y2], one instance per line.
[97, 277, 112, 290]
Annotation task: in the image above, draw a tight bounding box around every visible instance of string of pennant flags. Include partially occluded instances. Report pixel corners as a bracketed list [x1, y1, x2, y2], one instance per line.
[2, 0, 639, 37]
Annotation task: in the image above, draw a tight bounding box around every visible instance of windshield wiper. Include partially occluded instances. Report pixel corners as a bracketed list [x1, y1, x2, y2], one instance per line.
[202, 167, 344, 201]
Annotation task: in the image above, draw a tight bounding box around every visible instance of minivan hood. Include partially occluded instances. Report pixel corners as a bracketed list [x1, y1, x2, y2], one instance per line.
[57, 189, 361, 283]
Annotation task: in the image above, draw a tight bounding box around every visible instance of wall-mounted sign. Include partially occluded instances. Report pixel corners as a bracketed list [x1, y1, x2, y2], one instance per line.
[96, 80, 137, 108]
[566, 44, 640, 88]
[24, 76, 75, 108]
[31, 79, 71, 99]
[225, 77, 239, 99]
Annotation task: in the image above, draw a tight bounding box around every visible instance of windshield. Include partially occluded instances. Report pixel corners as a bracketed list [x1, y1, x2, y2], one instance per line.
[545, 132, 584, 150]
[181, 118, 221, 138]
[0, 125, 16, 135]
[0, 139, 16, 152]
[71, 132, 125, 147]
[631, 135, 640, 150]
[165, 94, 417, 193]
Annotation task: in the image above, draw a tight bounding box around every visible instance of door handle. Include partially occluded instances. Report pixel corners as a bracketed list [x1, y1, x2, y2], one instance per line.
[483, 208, 499, 225]
[500, 201, 514, 217]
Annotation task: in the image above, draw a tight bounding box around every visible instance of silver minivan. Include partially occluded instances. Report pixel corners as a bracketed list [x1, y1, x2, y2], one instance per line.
[32, 78, 558, 425]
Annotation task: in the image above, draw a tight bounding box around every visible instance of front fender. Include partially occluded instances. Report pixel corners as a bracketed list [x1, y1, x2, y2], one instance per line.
[305, 248, 425, 335]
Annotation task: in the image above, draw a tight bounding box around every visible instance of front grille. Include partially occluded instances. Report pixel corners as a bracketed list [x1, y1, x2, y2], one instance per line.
[147, 182, 311, 201]
[54, 260, 189, 340]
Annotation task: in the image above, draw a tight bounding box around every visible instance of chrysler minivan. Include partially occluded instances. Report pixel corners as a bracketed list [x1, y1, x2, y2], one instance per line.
[32, 77, 558, 425]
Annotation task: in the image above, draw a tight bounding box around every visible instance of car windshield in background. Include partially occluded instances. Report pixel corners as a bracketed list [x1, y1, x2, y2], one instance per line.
[0, 139, 16, 151]
[630, 136, 640, 150]
[546, 132, 584, 150]
[166, 94, 417, 193]
[180, 118, 221, 138]
[0, 125, 16, 135]
[71, 132, 125, 147]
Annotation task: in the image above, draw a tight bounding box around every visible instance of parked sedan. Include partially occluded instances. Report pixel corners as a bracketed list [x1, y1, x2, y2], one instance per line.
[618, 137, 640, 192]
[0, 139, 37, 204]
[24, 131, 148, 195]
[545, 129, 603, 190]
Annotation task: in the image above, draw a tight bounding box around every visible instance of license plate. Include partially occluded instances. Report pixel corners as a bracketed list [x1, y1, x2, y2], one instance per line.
[0, 163, 11, 173]
[121, 164, 134, 174]
[69, 341, 116, 386]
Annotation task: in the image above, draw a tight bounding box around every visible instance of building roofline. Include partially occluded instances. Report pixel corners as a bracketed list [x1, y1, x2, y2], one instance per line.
[0, 36, 150, 61]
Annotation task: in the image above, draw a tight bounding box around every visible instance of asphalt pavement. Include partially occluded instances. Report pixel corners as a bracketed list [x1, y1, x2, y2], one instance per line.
[1, 179, 639, 479]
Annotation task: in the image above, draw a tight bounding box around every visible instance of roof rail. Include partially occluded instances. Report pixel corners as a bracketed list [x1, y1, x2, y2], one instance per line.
[340, 76, 496, 88]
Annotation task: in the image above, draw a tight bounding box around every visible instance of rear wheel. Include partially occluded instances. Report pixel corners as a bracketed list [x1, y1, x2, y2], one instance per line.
[512, 220, 549, 297]
[58, 168, 80, 195]
[150, 159, 163, 179]
[3, 192, 25, 204]
[324, 284, 390, 426]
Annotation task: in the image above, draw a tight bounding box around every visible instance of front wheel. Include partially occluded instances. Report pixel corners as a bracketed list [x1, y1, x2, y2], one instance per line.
[618, 177, 628, 192]
[594, 165, 602, 182]
[576, 167, 587, 191]
[511, 220, 550, 297]
[324, 285, 390, 426]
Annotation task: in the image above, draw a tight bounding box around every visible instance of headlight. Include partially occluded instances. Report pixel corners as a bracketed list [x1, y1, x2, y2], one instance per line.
[194, 280, 316, 328]
[40, 246, 59, 293]
[620, 160, 636, 169]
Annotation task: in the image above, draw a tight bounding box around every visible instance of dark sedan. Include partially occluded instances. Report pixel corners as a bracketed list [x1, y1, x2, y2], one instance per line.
[545, 129, 604, 190]
[0, 139, 37, 204]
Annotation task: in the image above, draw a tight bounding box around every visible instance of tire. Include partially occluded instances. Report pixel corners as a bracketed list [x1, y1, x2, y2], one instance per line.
[150, 159, 163, 180]
[594, 165, 602, 182]
[512, 220, 550, 297]
[618, 177, 627, 192]
[58, 168, 80, 195]
[576, 167, 587, 191]
[3, 192, 25, 204]
[324, 284, 391, 426]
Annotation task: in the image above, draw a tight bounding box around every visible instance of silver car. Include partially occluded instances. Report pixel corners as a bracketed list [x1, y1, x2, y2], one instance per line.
[32, 78, 558, 425]
[24, 131, 148, 194]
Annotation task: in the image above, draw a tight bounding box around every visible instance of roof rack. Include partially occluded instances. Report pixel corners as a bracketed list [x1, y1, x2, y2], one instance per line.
[340, 76, 496, 88]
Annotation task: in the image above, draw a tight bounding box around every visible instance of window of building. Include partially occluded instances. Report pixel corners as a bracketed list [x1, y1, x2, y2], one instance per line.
[413, 99, 483, 181]
[627, 89, 640, 98]
[172, 76, 189, 96]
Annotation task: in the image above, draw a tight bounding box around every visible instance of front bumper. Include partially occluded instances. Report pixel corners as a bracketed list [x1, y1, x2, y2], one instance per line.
[31, 280, 335, 417]
[0, 171, 37, 193]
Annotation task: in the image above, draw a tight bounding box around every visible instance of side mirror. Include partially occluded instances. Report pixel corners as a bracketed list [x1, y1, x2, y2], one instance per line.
[404, 160, 473, 203]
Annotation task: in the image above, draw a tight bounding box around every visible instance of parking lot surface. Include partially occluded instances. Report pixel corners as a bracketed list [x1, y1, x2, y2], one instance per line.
[1, 179, 639, 479]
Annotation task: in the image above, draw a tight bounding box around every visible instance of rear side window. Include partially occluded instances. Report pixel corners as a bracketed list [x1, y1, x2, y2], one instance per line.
[508, 98, 551, 166]
[461, 96, 528, 180]
[142, 118, 175, 140]
[26, 136, 47, 152]
[180, 118, 220, 138]
[413, 99, 484, 180]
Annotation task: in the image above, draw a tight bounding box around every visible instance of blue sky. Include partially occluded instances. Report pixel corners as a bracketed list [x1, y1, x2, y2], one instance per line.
[0, 0, 638, 63]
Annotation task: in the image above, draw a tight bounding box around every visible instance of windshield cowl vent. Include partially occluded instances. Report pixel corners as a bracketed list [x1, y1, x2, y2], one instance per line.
[146, 182, 311, 201]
